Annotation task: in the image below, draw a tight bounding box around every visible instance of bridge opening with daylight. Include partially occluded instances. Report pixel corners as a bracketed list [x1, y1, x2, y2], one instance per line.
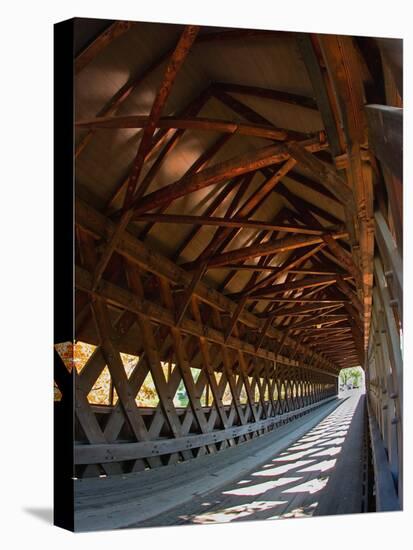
[53, 18, 403, 531]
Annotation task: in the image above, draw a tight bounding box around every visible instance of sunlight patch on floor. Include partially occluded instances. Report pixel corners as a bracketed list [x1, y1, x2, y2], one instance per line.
[187, 500, 288, 524]
[309, 445, 342, 457]
[174, 393, 362, 527]
[280, 502, 318, 519]
[272, 448, 319, 462]
[317, 437, 345, 446]
[282, 476, 329, 495]
[223, 477, 301, 496]
[289, 439, 330, 451]
[297, 459, 336, 473]
[252, 459, 315, 477]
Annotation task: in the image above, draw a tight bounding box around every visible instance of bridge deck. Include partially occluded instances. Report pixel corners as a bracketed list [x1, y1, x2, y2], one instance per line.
[74, 391, 365, 531]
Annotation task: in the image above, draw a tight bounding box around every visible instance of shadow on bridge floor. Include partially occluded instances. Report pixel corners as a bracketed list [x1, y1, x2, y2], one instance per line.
[141, 391, 365, 527]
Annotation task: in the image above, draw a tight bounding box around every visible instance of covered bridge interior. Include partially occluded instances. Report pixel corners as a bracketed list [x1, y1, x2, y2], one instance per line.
[54, 18, 403, 530]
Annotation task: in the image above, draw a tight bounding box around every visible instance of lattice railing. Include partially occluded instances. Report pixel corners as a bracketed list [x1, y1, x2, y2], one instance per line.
[55, 341, 336, 477]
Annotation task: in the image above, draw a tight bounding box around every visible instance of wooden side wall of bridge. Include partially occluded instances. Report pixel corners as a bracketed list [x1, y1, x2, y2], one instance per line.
[63, 197, 338, 477]
[365, 101, 403, 503]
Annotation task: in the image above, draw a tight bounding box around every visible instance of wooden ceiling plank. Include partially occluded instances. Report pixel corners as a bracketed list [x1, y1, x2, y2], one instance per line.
[247, 274, 343, 299]
[123, 25, 200, 209]
[212, 86, 309, 140]
[286, 141, 357, 246]
[296, 33, 343, 157]
[75, 38, 173, 158]
[274, 181, 343, 227]
[336, 276, 364, 316]
[321, 233, 362, 283]
[90, 26, 200, 292]
[187, 172, 255, 268]
[75, 29, 304, 157]
[172, 177, 242, 262]
[213, 82, 319, 110]
[287, 170, 340, 203]
[218, 208, 293, 295]
[241, 243, 326, 296]
[186, 160, 296, 271]
[137, 132, 234, 241]
[104, 86, 214, 213]
[75, 21, 136, 75]
[365, 105, 402, 182]
[197, 28, 293, 43]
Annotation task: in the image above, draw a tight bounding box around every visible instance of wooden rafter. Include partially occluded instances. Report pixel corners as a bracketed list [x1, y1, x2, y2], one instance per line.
[133, 214, 327, 235]
[76, 114, 305, 142]
[204, 231, 347, 269]
[75, 21, 136, 74]
[90, 26, 199, 292]
[130, 137, 325, 216]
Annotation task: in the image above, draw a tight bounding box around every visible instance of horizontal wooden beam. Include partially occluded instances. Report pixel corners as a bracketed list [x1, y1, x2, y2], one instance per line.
[208, 264, 284, 272]
[205, 231, 348, 269]
[257, 298, 349, 304]
[208, 265, 344, 275]
[247, 274, 344, 299]
[76, 115, 299, 142]
[289, 268, 345, 276]
[262, 303, 343, 317]
[130, 136, 328, 214]
[286, 315, 349, 331]
[132, 213, 328, 235]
